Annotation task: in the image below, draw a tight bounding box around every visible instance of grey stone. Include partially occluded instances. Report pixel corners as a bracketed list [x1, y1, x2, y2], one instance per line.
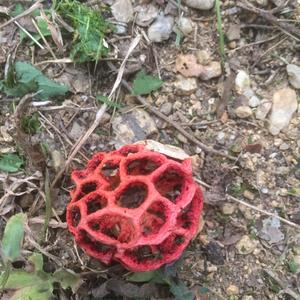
[287, 64, 300, 89]
[112, 108, 158, 148]
[235, 106, 253, 118]
[69, 121, 85, 140]
[235, 70, 251, 94]
[135, 4, 158, 27]
[160, 102, 172, 115]
[178, 17, 194, 35]
[111, 0, 133, 23]
[255, 100, 272, 120]
[269, 88, 298, 135]
[226, 24, 241, 41]
[174, 75, 198, 95]
[148, 15, 174, 42]
[183, 0, 215, 10]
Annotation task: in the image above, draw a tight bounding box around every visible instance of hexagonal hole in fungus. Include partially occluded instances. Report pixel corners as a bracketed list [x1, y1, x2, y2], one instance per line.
[82, 181, 98, 194]
[117, 183, 148, 208]
[154, 168, 184, 203]
[73, 181, 99, 202]
[101, 161, 120, 190]
[125, 245, 162, 263]
[126, 158, 161, 176]
[176, 203, 193, 229]
[88, 214, 135, 244]
[141, 201, 167, 236]
[158, 234, 186, 257]
[86, 193, 108, 214]
[79, 229, 116, 255]
[70, 206, 81, 227]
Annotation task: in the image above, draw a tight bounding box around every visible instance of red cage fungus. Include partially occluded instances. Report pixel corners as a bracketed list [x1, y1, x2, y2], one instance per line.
[66, 144, 204, 272]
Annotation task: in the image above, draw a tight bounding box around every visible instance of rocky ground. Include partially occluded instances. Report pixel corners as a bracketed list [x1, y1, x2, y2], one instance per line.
[0, 0, 300, 299]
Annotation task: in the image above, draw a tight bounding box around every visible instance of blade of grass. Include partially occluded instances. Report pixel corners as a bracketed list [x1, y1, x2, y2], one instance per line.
[40, 169, 52, 243]
[14, 20, 44, 49]
[215, 0, 225, 69]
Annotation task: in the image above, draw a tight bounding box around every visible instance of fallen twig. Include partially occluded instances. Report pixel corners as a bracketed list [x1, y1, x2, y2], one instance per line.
[227, 195, 300, 230]
[195, 178, 300, 231]
[31, 17, 57, 60]
[263, 269, 300, 300]
[0, 1, 43, 30]
[40, 169, 52, 243]
[0, 172, 42, 214]
[26, 229, 62, 267]
[14, 20, 44, 49]
[238, 0, 300, 41]
[107, 62, 236, 161]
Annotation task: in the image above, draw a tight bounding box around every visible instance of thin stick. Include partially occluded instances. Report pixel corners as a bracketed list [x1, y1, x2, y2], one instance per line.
[31, 17, 57, 60]
[238, 0, 300, 41]
[0, 1, 43, 30]
[35, 58, 73, 66]
[14, 21, 44, 49]
[263, 269, 300, 300]
[40, 169, 52, 243]
[195, 178, 300, 230]
[26, 233, 62, 266]
[107, 62, 236, 161]
[51, 35, 141, 188]
[251, 36, 288, 68]
[230, 33, 281, 53]
[228, 195, 300, 230]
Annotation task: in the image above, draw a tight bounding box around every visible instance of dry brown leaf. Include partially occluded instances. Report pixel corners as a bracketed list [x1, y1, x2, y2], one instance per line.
[41, 9, 64, 52]
[175, 54, 203, 77]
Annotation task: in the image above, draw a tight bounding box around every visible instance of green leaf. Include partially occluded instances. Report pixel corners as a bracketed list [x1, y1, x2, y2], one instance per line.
[198, 286, 209, 294]
[36, 18, 51, 37]
[0, 262, 11, 289]
[1, 270, 40, 289]
[288, 260, 298, 273]
[127, 271, 157, 283]
[132, 70, 163, 96]
[10, 3, 25, 17]
[287, 188, 300, 197]
[52, 269, 82, 292]
[169, 280, 194, 300]
[0, 153, 24, 172]
[21, 18, 51, 44]
[96, 95, 122, 109]
[21, 113, 41, 135]
[0, 269, 53, 300]
[1, 213, 26, 262]
[10, 283, 53, 300]
[28, 253, 44, 272]
[0, 254, 53, 300]
[0, 62, 69, 100]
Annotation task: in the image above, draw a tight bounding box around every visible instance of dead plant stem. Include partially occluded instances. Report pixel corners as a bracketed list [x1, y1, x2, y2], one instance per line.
[0, 1, 43, 30]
